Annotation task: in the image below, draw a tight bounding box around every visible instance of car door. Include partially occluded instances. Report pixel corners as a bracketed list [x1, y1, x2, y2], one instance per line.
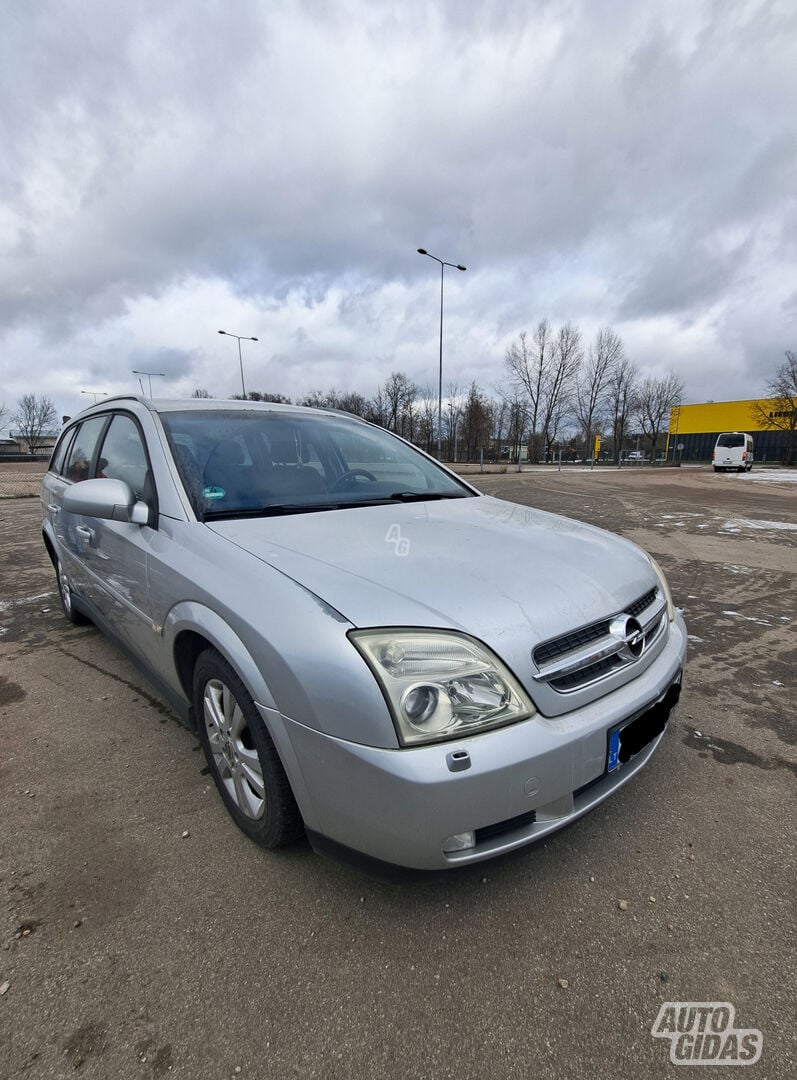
[81, 412, 160, 662]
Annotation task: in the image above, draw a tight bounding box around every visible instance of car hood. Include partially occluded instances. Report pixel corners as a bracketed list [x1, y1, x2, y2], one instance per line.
[207, 494, 654, 646]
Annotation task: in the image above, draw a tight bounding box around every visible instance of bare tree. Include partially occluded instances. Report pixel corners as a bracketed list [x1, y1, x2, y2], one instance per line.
[444, 382, 463, 461]
[13, 394, 58, 455]
[299, 389, 334, 409]
[749, 350, 797, 465]
[495, 386, 528, 462]
[377, 372, 418, 438]
[543, 392, 572, 461]
[505, 322, 554, 463]
[537, 323, 582, 459]
[366, 385, 388, 428]
[490, 394, 511, 459]
[336, 392, 368, 418]
[606, 356, 639, 462]
[634, 372, 685, 459]
[191, 388, 212, 398]
[233, 391, 291, 403]
[576, 328, 624, 456]
[415, 386, 438, 453]
[459, 382, 493, 462]
[505, 321, 581, 462]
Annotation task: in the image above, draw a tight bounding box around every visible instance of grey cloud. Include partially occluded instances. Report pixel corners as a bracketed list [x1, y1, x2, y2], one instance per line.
[0, 0, 795, 412]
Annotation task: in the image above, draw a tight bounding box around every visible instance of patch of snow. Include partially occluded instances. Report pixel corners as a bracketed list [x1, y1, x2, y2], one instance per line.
[0, 591, 54, 612]
[721, 610, 772, 626]
[722, 518, 797, 533]
[751, 470, 797, 484]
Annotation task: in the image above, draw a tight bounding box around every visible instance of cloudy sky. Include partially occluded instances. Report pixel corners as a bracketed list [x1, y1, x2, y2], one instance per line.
[1, 0, 796, 429]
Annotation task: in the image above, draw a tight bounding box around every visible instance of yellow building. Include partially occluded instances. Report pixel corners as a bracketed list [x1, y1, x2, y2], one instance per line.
[667, 399, 789, 462]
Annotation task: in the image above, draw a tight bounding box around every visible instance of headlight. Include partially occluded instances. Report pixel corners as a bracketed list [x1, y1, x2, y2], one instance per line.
[349, 629, 535, 746]
[647, 553, 675, 622]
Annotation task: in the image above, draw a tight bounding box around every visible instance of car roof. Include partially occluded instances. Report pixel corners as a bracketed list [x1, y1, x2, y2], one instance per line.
[69, 396, 370, 425]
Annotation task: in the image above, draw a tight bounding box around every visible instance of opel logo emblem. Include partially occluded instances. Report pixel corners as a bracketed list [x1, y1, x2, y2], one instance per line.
[609, 614, 645, 661]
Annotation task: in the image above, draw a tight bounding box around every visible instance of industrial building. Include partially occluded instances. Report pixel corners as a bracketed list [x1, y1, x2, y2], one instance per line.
[666, 399, 794, 463]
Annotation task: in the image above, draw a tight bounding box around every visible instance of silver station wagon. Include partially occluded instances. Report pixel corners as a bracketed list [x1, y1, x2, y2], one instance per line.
[41, 398, 686, 871]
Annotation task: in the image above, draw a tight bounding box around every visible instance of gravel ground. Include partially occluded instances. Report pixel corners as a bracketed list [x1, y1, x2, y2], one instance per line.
[0, 467, 794, 1079]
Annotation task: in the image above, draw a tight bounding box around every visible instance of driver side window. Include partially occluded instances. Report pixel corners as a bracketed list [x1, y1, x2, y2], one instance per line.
[96, 414, 150, 499]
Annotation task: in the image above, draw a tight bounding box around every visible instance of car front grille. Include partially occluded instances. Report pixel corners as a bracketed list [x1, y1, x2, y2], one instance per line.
[532, 587, 665, 693]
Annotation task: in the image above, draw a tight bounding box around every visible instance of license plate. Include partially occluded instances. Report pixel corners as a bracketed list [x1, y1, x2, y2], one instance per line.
[607, 677, 681, 772]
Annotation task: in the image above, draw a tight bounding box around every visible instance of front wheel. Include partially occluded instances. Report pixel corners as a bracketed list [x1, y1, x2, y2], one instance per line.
[193, 649, 303, 848]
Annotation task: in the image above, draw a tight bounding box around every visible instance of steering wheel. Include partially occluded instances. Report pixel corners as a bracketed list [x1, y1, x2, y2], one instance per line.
[330, 468, 377, 491]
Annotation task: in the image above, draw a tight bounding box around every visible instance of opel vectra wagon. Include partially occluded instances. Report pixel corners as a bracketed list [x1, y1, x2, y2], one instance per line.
[42, 398, 686, 871]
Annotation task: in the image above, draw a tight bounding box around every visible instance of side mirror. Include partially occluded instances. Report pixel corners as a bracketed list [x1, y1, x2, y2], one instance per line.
[63, 478, 150, 525]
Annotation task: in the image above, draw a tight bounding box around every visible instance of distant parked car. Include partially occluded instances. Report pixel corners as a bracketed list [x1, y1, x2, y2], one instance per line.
[626, 451, 647, 463]
[41, 397, 686, 871]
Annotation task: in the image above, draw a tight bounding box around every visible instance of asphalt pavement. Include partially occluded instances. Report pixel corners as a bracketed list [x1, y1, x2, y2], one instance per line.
[0, 466, 794, 1079]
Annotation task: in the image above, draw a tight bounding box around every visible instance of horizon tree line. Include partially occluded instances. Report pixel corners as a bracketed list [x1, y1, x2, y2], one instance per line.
[3, 344, 793, 463]
[187, 341, 796, 464]
[192, 323, 690, 462]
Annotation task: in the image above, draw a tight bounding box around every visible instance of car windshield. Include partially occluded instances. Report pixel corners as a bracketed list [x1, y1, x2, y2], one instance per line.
[159, 408, 473, 519]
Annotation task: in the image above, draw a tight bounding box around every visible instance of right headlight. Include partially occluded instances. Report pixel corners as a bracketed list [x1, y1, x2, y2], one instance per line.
[349, 629, 536, 747]
[647, 553, 675, 622]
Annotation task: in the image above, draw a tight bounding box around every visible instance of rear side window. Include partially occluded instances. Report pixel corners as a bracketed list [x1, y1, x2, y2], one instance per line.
[63, 416, 108, 483]
[50, 428, 76, 476]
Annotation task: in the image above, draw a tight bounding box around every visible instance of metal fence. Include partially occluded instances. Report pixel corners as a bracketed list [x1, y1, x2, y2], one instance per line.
[0, 462, 47, 498]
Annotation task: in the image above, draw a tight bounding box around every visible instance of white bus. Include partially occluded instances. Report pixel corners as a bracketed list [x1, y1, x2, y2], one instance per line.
[713, 432, 754, 473]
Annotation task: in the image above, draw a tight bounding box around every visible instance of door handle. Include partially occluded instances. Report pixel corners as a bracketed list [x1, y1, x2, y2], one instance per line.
[47, 504, 60, 514]
[76, 524, 95, 544]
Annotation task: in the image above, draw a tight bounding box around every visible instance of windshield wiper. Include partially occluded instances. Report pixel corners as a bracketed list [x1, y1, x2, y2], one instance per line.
[204, 503, 344, 520]
[259, 502, 348, 516]
[204, 492, 470, 521]
[388, 491, 470, 502]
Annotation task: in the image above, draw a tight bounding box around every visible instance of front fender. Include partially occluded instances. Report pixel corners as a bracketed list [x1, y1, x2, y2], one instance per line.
[163, 600, 320, 823]
[163, 600, 279, 711]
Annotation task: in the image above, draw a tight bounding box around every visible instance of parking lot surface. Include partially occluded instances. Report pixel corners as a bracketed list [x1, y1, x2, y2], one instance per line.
[1, 466, 795, 1078]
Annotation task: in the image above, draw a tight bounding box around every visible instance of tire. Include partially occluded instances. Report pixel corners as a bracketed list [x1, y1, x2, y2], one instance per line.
[54, 556, 89, 625]
[713, 466, 719, 473]
[193, 648, 303, 848]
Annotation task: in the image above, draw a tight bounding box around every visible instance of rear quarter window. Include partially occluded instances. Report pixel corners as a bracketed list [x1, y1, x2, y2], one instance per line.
[49, 428, 76, 476]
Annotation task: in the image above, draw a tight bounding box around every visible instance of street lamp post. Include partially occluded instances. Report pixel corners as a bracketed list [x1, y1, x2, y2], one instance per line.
[417, 248, 466, 460]
[218, 330, 258, 399]
[81, 390, 108, 404]
[132, 370, 166, 398]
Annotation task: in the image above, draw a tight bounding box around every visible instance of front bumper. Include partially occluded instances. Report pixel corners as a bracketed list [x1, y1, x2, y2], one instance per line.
[267, 613, 687, 871]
